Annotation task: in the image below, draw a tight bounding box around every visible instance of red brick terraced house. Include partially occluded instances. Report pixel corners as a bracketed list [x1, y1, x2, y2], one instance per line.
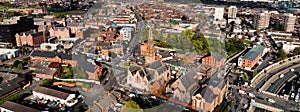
[15, 31, 46, 47]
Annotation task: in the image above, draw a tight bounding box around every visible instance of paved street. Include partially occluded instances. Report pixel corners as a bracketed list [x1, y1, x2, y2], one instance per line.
[266, 67, 300, 93]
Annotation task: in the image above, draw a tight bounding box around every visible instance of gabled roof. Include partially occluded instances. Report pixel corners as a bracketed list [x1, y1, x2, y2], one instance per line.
[33, 86, 71, 100]
[30, 50, 72, 60]
[180, 69, 199, 89]
[0, 101, 40, 112]
[19, 31, 43, 37]
[207, 74, 226, 90]
[67, 22, 82, 27]
[52, 27, 68, 31]
[200, 87, 218, 103]
[146, 60, 163, 70]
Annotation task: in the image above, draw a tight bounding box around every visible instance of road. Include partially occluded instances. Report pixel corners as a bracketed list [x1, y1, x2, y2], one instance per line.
[254, 54, 274, 73]
[266, 67, 300, 94]
[228, 58, 300, 111]
[251, 57, 300, 88]
[111, 10, 146, 65]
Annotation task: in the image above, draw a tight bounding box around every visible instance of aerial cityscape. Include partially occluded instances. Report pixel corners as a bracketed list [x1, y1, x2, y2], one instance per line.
[0, 0, 299, 112]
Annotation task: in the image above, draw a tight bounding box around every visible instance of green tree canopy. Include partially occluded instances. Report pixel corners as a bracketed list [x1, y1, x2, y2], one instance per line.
[293, 47, 300, 56]
[121, 99, 143, 112]
[17, 63, 23, 70]
[242, 72, 249, 83]
[276, 49, 287, 61]
[12, 60, 21, 68]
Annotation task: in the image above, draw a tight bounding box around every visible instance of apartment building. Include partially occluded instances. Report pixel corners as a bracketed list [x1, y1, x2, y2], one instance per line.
[283, 13, 296, 32]
[254, 11, 270, 30]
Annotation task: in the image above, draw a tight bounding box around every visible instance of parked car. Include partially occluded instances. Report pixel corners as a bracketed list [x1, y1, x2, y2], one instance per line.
[248, 93, 255, 98]
[267, 98, 276, 103]
[291, 93, 295, 99]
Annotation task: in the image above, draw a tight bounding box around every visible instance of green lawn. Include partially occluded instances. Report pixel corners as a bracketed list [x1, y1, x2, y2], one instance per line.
[50, 10, 86, 18]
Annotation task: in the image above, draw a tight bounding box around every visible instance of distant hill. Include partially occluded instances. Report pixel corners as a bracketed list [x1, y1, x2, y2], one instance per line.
[163, 0, 202, 4]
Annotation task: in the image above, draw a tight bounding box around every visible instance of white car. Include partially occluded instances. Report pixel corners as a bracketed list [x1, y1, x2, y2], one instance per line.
[291, 93, 295, 99]
[151, 96, 156, 99]
[291, 69, 295, 72]
[268, 98, 276, 103]
[248, 93, 255, 98]
[279, 74, 285, 78]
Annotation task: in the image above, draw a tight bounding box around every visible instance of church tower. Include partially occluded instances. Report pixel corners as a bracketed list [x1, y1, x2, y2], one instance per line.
[145, 24, 155, 64]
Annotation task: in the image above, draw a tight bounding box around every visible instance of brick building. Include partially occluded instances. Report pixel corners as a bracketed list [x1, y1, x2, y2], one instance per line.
[0, 16, 36, 44]
[15, 31, 46, 47]
[201, 53, 225, 69]
[30, 50, 77, 66]
[238, 45, 265, 70]
[30, 51, 102, 80]
[192, 74, 227, 112]
[49, 27, 71, 39]
[28, 61, 60, 79]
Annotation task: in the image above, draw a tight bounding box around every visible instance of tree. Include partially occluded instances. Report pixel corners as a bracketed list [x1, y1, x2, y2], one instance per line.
[293, 47, 300, 56]
[242, 72, 249, 83]
[17, 63, 23, 70]
[121, 99, 142, 112]
[253, 70, 258, 77]
[45, 45, 51, 50]
[276, 49, 287, 61]
[13, 60, 21, 68]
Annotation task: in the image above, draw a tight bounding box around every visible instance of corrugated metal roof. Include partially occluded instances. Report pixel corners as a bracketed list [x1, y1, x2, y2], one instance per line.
[242, 45, 265, 61]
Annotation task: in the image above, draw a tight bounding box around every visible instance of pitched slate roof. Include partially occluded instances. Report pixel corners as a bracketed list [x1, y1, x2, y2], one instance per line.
[67, 22, 82, 27]
[73, 55, 96, 73]
[0, 101, 40, 112]
[180, 69, 199, 89]
[30, 50, 72, 60]
[207, 74, 226, 90]
[242, 45, 265, 61]
[52, 27, 67, 31]
[200, 87, 218, 103]
[33, 86, 71, 100]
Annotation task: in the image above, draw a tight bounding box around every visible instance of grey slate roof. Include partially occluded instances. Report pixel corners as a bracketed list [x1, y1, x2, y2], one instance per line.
[208, 74, 226, 90]
[33, 86, 71, 100]
[180, 69, 199, 90]
[30, 50, 72, 60]
[200, 87, 218, 103]
[67, 22, 82, 27]
[0, 101, 40, 112]
[73, 55, 96, 73]
[146, 60, 163, 69]
[211, 52, 224, 61]
[52, 27, 67, 31]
